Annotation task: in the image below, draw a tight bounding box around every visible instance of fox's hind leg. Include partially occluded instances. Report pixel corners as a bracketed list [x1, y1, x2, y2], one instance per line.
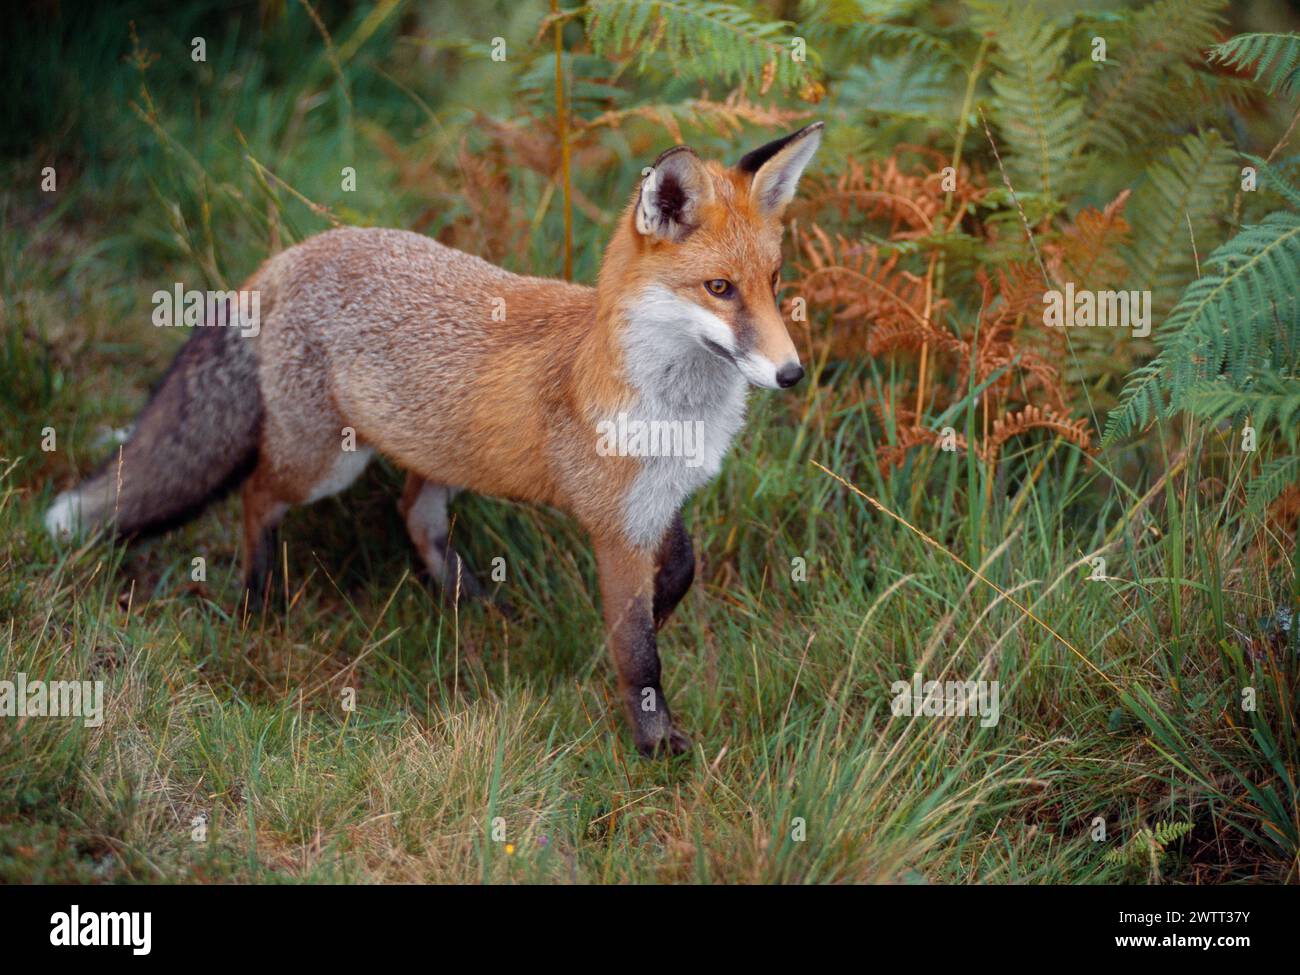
[399, 473, 484, 602]
[241, 463, 289, 611]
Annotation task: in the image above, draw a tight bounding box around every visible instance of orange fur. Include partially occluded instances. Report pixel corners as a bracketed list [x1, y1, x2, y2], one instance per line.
[49, 123, 825, 756]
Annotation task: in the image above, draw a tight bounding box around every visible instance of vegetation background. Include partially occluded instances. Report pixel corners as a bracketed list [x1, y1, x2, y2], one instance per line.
[1, 0, 1298, 883]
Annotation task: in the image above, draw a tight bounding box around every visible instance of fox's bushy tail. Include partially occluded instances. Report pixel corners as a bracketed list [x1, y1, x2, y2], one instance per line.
[45, 320, 263, 541]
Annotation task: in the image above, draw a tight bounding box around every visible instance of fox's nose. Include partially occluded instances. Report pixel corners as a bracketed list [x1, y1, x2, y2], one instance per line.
[775, 362, 804, 388]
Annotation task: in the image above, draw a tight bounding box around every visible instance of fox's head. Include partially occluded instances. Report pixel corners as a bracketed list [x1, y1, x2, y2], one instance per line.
[604, 122, 824, 391]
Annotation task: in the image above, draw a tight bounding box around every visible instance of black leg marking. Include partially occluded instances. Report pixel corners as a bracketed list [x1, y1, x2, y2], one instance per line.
[243, 526, 281, 614]
[653, 513, 695, 629]
[619, 598, 690, 757]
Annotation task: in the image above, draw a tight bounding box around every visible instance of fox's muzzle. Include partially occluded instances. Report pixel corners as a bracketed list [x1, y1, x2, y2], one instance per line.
[775, 362, 804, 388]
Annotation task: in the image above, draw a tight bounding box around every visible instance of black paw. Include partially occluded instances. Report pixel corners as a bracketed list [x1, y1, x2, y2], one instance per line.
[636, 726, 693, 758]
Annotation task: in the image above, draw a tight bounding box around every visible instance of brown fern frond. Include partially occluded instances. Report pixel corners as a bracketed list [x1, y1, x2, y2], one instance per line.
[1268, 485, 1300, 542]
[787, 222, 936, 359]
[877, 424, 970, 472]
[985, 405, 1093, 467]
[868, 384, 919, 429]
[797, 156, 936, 235]
[867, 318, 965, 359]
[1013, 352, 1070, 412]
[777, 149, 1087, 480]
[794, 149, 986, 239]
[977, 263, 1047, 347]
[1045, 189, 1132, 291]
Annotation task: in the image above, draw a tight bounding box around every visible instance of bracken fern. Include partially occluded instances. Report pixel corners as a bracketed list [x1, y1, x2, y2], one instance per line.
[585, 0, 817, 94]
[969, 0, 1082, 206]
[1079, 0, 1228, 158]
[1122, 131, 1238, 314]
[1105, 161, 1300, 447]
[1209, 31, 1300, 98]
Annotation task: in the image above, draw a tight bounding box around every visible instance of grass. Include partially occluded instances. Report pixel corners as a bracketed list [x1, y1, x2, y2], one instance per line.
[3, 291, 1294, 881]
[1, 0, 1297, 884]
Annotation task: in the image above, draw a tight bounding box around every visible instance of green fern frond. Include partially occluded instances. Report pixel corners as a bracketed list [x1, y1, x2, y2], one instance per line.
[1168, 69, 1269, 132]
[969, 0, 1083, 203]
[843, 0, 927, 15]
[1104, 821, 1192, 870]
[515, 52, 629, 121]
[1184, 374, 1300, 442]
[837, 53, 956, 121]
[586, 0, 816, 92]
[1105, 193, 1300, 445]
[1245, 153, 1300, 209]
[801, 0, 959, 66]
[1152, 820, 1193, 845]
[1162, 211, 1300, 384]
[1246, 456, 1300, 516]
[1209, 32, 1300, 98]
[1123, 130, 1237, 313]
[1081, 0, 1228, 157]
[1102, 845, 1132, 866]
[1104, 361, 1166, 443]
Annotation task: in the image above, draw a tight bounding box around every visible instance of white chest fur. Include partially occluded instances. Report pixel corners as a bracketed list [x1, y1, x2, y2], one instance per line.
[616, 288, 749, 550]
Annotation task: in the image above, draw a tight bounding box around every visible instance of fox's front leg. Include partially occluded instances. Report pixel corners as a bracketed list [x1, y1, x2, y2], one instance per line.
[594, 534, 692, 757]
[652, 513, 694, 629]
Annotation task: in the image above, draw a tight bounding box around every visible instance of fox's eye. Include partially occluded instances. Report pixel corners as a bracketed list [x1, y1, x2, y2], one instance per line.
[704, 279, 734, 298]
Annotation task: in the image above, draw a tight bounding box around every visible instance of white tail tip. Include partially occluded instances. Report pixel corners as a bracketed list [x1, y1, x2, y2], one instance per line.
[45, 490, 85, 542]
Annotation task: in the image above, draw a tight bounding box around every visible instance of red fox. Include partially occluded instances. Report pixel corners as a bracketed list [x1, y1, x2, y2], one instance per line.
[45, 122, 823, 756]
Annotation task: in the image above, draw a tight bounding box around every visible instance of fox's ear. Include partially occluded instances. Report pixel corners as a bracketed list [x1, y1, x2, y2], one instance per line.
[635, 146, 714, 243]
[737, 121, 824, 217]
